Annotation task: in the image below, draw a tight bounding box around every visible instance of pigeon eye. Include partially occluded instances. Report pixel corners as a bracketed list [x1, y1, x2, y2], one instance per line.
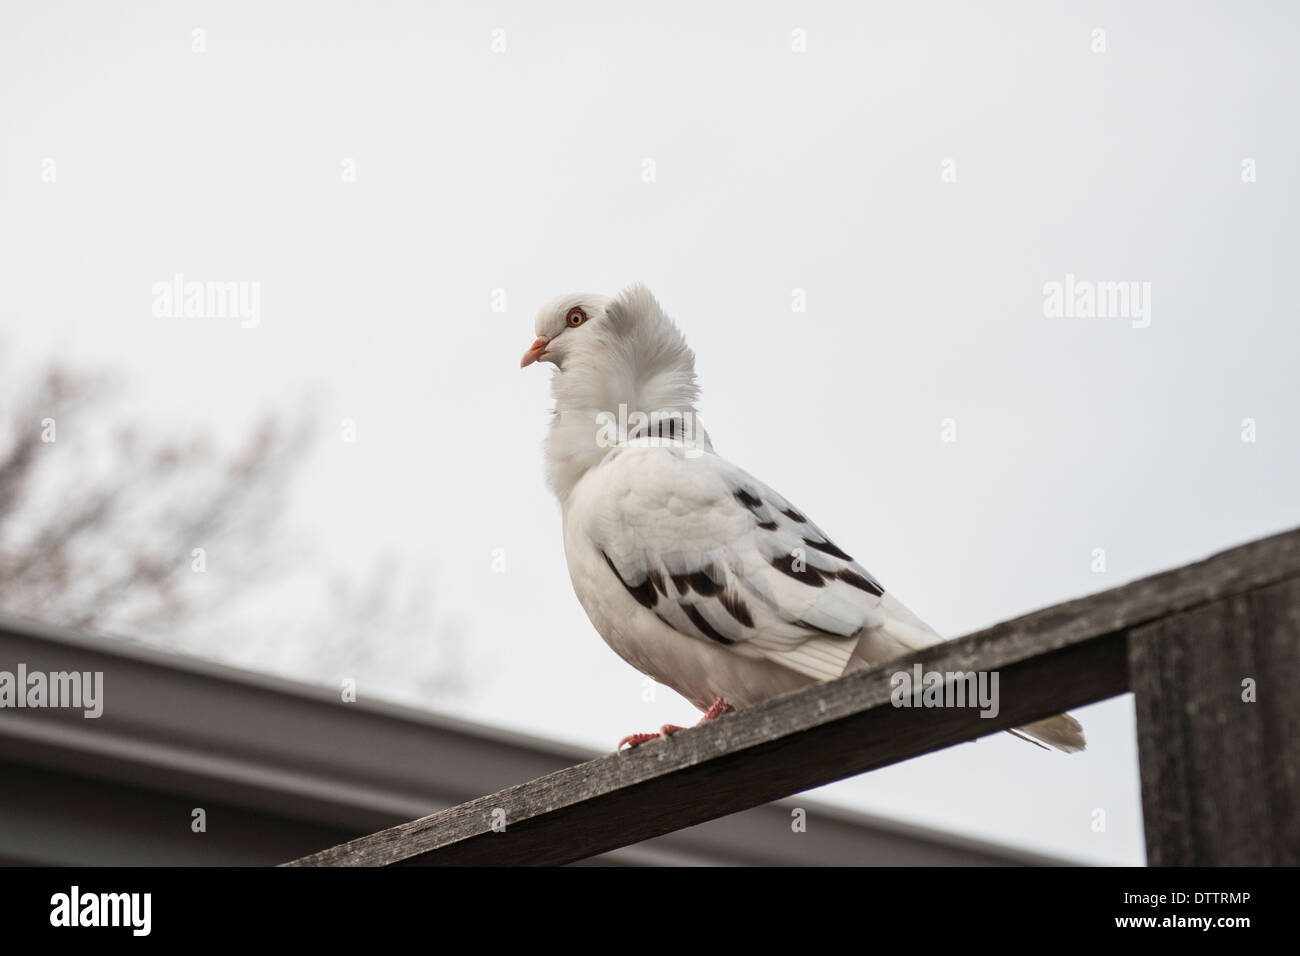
[566, 307, 588, 327]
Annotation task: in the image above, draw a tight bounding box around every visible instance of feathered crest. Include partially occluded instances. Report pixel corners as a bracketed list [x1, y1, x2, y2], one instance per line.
[550, 284, 700, 417]
[545, 284, 708, 503]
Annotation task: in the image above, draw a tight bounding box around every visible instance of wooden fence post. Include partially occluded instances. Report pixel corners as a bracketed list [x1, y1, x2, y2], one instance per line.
[1129, 576, 1300, 865]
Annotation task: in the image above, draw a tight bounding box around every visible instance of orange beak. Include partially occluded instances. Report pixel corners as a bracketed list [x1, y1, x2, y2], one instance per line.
[520, 335, 550, 368]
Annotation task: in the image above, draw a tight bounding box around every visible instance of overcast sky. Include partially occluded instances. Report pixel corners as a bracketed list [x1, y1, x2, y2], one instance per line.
[3, 1, 1297, 865]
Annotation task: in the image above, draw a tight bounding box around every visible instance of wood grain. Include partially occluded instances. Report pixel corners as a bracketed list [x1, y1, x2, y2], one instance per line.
[1131, 576, 1300, 865]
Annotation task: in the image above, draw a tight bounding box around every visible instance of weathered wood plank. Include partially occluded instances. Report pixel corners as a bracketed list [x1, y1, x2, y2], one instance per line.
[1130, 576, 1300, 865]
[287, 526, 1300, 866]
[292, 638, 1128, 866]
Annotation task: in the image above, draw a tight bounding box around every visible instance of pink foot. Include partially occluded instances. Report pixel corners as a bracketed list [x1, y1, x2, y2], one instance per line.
[617, 732, 661, 751]
[616, 698, 734, 752]
[617, 726, 687, 752]
[699, 697, 734, 723]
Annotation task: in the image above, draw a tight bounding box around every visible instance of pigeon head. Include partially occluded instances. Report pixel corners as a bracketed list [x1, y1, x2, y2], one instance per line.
[520, 284, 700, 411]
[523, 283, 710, 501]
[519, 292, 614, 369]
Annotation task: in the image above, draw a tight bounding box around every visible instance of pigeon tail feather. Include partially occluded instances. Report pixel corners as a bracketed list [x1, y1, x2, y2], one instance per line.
[1014, 713, 1087, 753]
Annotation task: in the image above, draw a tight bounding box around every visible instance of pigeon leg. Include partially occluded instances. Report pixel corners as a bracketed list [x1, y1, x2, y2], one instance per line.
[699, 697, 733, 723]
[617, 698, 735, 752]
[616, 725, 688, 751]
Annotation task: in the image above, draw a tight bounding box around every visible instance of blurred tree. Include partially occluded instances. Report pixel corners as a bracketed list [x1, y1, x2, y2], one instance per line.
[0, 360, 466, 704]
[0, 363, 307, 634]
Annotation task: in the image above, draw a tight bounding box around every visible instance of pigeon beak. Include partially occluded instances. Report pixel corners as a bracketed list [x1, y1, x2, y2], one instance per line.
[520, 336, 550, 368]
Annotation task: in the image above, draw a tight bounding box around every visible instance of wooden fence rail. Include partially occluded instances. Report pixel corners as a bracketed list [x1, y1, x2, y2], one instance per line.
[287, 528, 1300, 867]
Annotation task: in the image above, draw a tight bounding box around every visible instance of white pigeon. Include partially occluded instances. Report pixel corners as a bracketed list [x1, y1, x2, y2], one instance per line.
[522, 284, 1085, 754]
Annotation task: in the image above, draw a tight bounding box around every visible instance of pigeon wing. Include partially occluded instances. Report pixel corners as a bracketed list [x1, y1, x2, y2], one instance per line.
[588, 445, 899, 681]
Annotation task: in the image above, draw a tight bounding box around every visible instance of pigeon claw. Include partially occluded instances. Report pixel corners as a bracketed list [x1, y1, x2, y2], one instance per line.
[616, 699, 736, 753]
[700, 697, 734, 722]
[616, 725, 686, 752]
[617, 732, 663, 752]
